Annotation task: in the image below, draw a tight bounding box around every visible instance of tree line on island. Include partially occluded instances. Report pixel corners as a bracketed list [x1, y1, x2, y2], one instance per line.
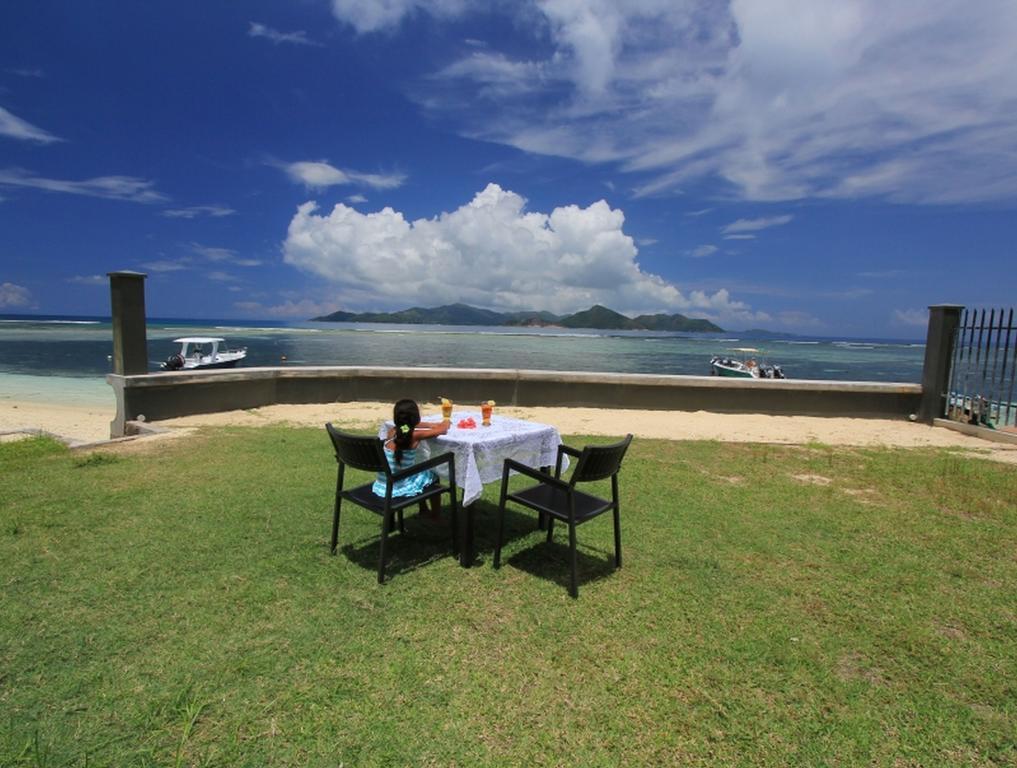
[313, 303, 724, 332]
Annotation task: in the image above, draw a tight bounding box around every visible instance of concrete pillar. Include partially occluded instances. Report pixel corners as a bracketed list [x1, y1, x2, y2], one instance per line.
[918, 304, 964, 424]
[108, 271, 149, 376]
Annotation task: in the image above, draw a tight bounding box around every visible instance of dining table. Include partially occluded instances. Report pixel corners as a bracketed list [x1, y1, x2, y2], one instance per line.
[378, 411, 568, 566]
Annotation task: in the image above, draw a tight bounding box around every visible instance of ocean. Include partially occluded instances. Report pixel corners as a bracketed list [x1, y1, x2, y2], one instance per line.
[0, 315, 926, 406]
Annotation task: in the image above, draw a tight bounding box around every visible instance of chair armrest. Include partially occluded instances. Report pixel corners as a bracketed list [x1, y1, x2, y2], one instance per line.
[390, 450, 455, 482]
[504, 458, 570, 491]
[555, 444, 582, 478]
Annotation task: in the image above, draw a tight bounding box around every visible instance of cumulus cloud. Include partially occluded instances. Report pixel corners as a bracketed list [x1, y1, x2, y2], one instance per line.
[0, 168, 166, 202]
[277, 160, 405, 191]
[397, 0, 1017, 205]
[162, 205, 235, 219]
[0, 106, 62, 144]
[283, 183, 765, 326]
[0, 282, 34, 308]
[248, 21, 321, 46]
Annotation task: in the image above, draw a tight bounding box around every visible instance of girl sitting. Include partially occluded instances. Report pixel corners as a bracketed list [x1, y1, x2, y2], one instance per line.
[372, 398, 450, 516]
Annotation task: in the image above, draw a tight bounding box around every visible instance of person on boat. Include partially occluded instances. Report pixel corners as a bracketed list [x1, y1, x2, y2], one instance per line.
[372, 398, 449, 519]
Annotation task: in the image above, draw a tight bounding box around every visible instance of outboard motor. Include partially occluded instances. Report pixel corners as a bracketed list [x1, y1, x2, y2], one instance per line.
[161, 353, 185, 371]
[771, 365, 785, 379]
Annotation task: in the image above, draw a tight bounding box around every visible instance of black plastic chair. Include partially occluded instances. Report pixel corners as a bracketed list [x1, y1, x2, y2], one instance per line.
[494, 434, 633, 598]
[325, 423, 458, 583]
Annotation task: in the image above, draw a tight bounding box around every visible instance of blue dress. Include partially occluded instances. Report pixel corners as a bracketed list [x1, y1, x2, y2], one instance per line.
[372, 446, 437, 498]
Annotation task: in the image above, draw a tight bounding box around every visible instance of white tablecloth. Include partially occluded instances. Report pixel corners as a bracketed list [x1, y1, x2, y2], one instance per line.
[378, 412, 567, 506]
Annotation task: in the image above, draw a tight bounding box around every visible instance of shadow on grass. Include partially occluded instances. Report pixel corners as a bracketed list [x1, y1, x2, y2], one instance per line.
[470, 501, 620, 593]
[335, 502, 538, 580]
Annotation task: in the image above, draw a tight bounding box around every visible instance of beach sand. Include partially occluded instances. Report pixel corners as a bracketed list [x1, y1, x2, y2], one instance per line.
[2, 397, 1016, 464]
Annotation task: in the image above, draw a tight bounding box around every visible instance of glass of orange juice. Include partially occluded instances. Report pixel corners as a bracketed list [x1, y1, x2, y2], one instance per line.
[441, 397, 453, 422]
[481, 400, 494, 426]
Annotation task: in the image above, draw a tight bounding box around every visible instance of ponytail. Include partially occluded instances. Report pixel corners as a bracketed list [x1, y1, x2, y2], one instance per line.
[392, 398, 421, 463]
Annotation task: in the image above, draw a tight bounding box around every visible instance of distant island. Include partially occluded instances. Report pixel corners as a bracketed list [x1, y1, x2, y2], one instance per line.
[312, 303, 724, 333]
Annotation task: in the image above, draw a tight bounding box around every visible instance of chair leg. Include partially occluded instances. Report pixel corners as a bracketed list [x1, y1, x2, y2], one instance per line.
[330, 494, 342, 554]
[546, 517, 554, 544]
[494, 493, 508, 570]
[398, 508, 405, 534]
[613, 505, 622, 568]
[449, 488, 459, 556]
[378, 508, 393, 584]
[568, 521, 579, 599]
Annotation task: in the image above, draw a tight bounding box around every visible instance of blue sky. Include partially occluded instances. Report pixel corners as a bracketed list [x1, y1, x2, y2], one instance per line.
[1, 0, 1015, 337]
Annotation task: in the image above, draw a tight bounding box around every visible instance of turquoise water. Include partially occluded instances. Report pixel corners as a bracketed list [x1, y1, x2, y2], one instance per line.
[0, 315, 926, 386]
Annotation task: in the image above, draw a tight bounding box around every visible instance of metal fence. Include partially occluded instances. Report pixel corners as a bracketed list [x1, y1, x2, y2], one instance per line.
[946, 307, 1017, 429]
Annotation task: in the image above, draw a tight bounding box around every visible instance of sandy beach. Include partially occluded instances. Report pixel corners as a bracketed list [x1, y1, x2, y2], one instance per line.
[2, 397, 1016, 464]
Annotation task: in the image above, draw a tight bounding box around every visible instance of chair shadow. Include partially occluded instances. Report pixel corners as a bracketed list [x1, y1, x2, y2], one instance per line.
[338, 512, 454, 579]
[466, 503, 618, 592]
[335, 503, 537, 580]
[503, 540, 618, 593]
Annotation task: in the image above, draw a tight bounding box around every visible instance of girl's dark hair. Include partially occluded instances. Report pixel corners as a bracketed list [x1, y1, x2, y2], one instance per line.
[392, 398, 421, 463]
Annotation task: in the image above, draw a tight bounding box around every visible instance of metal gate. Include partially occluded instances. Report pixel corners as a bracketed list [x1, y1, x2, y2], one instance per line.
[946, 307, 1017, 429]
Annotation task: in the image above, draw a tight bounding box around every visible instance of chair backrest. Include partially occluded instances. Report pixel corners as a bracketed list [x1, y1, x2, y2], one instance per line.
[325, 423, 389, 474]
[571, 434, 633, 484]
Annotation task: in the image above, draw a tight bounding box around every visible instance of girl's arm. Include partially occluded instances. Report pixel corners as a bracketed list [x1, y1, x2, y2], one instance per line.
[413, 420, 449, 440]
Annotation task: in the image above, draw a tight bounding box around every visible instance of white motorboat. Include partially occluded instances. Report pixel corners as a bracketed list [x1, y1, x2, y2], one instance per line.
[161, 337, 247, 371]
[710, 348, 785, 379]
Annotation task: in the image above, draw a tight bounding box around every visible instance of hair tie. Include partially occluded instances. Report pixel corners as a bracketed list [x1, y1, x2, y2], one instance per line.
[399, 424, 410, 434]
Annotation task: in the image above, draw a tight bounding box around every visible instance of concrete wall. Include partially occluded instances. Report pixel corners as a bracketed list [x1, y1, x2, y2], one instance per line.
[107, 366, 922, 437]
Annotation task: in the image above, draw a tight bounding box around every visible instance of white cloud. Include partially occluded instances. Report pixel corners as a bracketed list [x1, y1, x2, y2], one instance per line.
[893, 308, 928, 327]
[279, 160, 405, 190]
[189, 243, 236, 262]
[141, 259, 189, 273]
[330, 0, 467, 33]
[636, 237, 657, 246]
[857, 269, 903, 279]
[189, 243, 261, 267]
[347, 193, 368, 204]
[283, 182, 765, 326]
[162, 205, 236, 219]
[720, 214, 793, 235]
[407, 0, 1017, 205]
[248, 21, 321, 46]
[234, 298, 340, 318]
[207, 271, 238, 282]
[0, 168, 166, 202]
[688, 244, 718, 258]
[66, 274, 106, 286]
[6, 68, 45, 78]
[722, 234, 756, 241]
[0, 282, 33, 308]
[0, 106, 62, 144]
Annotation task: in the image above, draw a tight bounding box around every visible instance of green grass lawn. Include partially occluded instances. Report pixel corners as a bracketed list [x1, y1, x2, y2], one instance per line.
[1, 426, 1016, 766]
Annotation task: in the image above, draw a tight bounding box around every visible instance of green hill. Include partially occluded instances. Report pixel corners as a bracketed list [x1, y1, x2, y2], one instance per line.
[559, 305, 643, 330]
[313, 303, 724, 332]
[633, 313, 724, 333]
